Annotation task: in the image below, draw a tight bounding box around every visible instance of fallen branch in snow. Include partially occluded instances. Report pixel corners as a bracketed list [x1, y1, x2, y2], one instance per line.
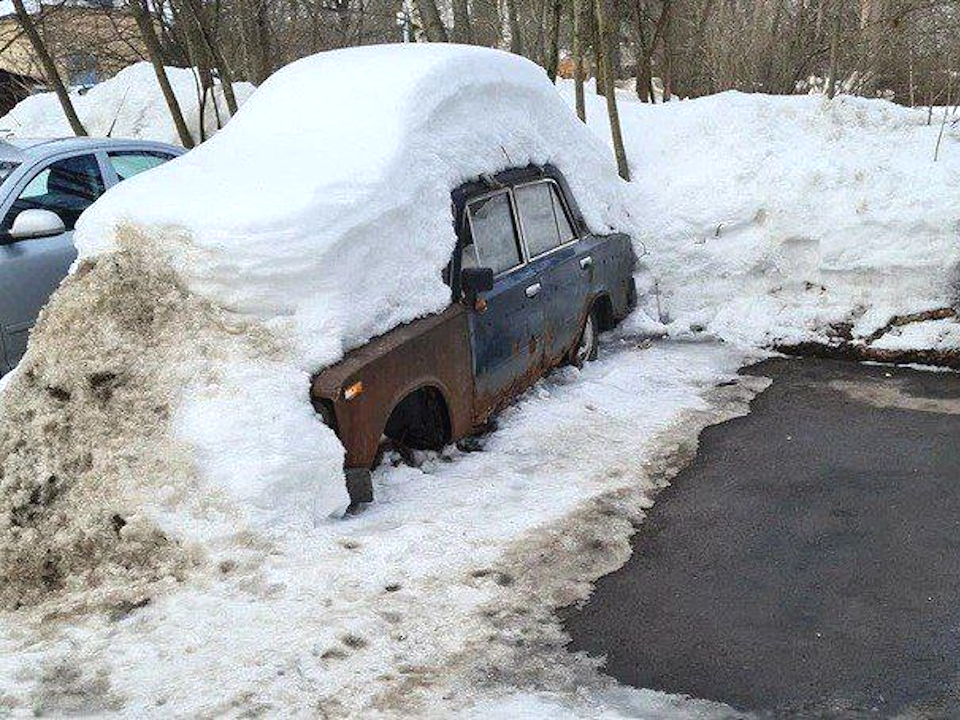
[862, 307, 957, 344]
[776, 341, 960, 370]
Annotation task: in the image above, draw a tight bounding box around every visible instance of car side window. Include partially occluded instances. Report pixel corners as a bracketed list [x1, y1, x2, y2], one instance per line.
[552, 186, 575, 241]
[515, 181, 576, 258]
[108, 151, 174, 182]
[1, 153, 105, 233]
[466, 192, 522, 275]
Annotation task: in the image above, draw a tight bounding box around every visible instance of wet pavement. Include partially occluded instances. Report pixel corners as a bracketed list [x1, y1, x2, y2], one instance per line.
[564, 358, 960, 718]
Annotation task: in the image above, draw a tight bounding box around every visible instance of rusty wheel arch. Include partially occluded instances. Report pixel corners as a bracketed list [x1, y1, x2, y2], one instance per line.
[591, 293, 616, 332]
[382, 383, 453, 451]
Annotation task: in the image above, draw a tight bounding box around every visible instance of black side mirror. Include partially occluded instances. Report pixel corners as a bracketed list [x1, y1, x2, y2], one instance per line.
[461, 267, 494, 299]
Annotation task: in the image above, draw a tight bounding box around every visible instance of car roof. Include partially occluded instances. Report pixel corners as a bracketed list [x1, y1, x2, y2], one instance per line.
[0, 137, 183, 164]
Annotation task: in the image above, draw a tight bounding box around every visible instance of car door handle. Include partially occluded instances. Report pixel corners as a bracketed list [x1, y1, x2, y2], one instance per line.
[525, 283, 541, 298]
[580, 256, 594, 269]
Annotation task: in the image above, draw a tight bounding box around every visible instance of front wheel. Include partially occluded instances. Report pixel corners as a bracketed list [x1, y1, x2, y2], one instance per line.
[571, 309, 599, 368]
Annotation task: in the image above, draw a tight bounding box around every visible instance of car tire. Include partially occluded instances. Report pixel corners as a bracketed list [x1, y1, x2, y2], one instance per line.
[571, 308, 599, 368]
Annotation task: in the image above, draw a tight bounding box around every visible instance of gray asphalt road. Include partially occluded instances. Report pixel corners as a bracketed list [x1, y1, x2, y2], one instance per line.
[563, 358, 960, 718]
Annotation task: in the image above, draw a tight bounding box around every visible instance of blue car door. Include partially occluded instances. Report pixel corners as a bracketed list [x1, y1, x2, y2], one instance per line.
[463, 190, 545, 420]
[513, 180, 586, 363]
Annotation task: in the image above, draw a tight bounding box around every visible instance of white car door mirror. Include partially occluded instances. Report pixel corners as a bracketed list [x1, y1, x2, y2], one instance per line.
[9, 209, 66, 240]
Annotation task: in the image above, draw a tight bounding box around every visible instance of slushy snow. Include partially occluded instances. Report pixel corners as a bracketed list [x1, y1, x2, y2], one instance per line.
[0, 63, 255, 146]
[0, 340, 756, 716]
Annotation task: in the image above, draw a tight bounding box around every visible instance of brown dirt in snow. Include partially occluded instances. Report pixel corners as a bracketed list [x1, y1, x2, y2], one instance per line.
[0, 228, 256, 613]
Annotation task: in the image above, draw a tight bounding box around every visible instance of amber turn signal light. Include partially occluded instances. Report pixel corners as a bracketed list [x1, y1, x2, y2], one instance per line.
[344, 381, 364, 400]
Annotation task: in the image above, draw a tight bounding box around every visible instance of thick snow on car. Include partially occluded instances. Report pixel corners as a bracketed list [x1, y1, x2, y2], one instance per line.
[313, 164, 637, 504]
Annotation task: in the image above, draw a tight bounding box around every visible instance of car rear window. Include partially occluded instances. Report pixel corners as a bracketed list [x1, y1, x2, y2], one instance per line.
[108, 151, 174, 182]
[467, 192, 522, 275]
[515, 181, 575, 258]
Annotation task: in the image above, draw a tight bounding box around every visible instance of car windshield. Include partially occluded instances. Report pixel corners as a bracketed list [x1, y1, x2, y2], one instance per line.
[0, 161, 20, 184]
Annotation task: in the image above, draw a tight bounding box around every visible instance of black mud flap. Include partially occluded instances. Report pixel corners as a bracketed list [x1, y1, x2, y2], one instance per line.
[345, 467, 374, 507]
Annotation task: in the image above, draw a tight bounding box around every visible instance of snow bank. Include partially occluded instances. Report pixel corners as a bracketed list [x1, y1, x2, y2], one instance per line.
[0, 45, 634, 611]
[564, 82, 960, 352]
[0, 63, 255, 146]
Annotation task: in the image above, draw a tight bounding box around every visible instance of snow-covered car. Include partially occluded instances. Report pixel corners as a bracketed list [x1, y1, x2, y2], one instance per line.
[55, 44, 640, 520]
[0, 137, 182, 373]
[311, 164, 637, 505]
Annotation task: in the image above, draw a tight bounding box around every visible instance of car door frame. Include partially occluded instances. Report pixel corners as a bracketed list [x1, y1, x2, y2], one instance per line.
[450, 165, 593, 425]
[511, 177, 589, 364]
[458, 185, 548, 423]
[0, 148, 113, 224]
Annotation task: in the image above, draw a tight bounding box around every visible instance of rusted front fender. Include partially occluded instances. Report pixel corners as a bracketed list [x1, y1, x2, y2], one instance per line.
[311, 304, 475, 470]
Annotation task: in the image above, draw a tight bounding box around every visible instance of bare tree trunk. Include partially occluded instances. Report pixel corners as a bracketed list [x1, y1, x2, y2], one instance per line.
[452, 0, 472, 43]
[934, 71, 953, 161]
[635, 0, 670, 102]
[573, 0, 587, 120]
[240, 0, 272, 83]
[415, 0, 449, 41]
[172, 0, 219, 138]
[11, 0, 86, 136]
[661, 2, 674, 100]
[178, 0, 239, 114]
[534, 0, 548, 63]
[825, 10, 841, 98]
[507, 0, 524, 54]
[594, 0, 630, 179]
[634, 0, 651, 101]
[593, 9, 605, 96]
[471, 0, 500, 46]
[132, 0, 194, 147]
[610, 0, 623, 79]
[546, 0, 562, 82]
[908, 47, 915, 107]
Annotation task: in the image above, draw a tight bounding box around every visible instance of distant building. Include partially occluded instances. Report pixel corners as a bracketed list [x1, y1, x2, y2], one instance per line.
[0, 1, 143, 114]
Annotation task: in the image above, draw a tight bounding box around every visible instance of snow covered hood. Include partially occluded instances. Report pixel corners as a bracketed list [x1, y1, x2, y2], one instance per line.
[76, 45, 635, 369]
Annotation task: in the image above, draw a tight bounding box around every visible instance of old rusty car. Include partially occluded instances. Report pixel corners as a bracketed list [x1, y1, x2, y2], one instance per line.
[311, 164, 637, 505]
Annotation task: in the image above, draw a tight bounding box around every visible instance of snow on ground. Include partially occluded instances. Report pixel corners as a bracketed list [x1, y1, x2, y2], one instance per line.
[0, 63, 255, 146]
[562, 81, 960, 355]
[0, 340, 758, 717]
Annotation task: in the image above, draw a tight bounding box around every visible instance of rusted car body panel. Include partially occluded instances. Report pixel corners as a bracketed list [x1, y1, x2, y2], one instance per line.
[311, 164, 638, 504]
[311, 304, 473, 469]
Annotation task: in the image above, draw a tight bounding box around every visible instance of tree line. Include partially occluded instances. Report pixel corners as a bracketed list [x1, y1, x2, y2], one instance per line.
[10, 0, 960, 177]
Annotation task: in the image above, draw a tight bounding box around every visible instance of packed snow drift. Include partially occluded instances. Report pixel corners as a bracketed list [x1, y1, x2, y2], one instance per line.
[0, 63, 255, 146]
[0, 45, 635, 612]
[565, 82, 960, 358]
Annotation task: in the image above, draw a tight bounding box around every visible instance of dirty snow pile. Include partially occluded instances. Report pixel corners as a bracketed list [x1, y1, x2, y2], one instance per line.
[567, 82, 960, 360]
[0, 341, 757, 717]
[0, 45, 634, 613]
[0, 63, 255, 146]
